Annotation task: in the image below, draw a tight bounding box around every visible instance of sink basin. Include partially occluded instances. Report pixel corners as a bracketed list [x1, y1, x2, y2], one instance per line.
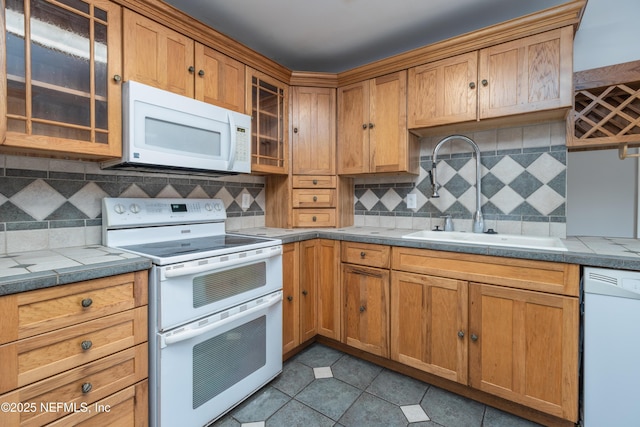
[402, 230, 567, 251]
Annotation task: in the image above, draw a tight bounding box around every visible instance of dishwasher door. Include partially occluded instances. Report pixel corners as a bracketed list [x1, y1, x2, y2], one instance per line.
[583, 267, 640, 427]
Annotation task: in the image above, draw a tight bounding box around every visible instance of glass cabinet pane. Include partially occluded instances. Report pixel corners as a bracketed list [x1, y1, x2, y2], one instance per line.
[251, 74, 287, 171]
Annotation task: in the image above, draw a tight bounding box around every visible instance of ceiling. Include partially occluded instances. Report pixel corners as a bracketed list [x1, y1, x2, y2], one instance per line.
[162, 0, 571, 73]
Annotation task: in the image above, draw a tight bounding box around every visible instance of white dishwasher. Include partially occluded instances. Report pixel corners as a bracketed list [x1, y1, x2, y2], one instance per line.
[583, 267, 640, 427]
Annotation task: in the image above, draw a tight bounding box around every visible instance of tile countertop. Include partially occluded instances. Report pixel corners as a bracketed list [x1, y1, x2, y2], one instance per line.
[2, 227, 640, 297]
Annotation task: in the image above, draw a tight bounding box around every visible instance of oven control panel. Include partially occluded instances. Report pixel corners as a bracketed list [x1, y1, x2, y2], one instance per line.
[103, 197, 226, 228]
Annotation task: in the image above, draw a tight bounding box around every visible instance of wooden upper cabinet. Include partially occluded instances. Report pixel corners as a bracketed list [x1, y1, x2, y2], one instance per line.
[123, 9, 194, 98]
[478, 26, 573, 119]
[338, 71, 418, 175]
[2, 0, 122, 158]
[408, 51, 478, 128]
[408, 26, 573, 130]
[195, 44, 246, 113]
[291, 87, 336, 175]
[123, 10, 245, 113]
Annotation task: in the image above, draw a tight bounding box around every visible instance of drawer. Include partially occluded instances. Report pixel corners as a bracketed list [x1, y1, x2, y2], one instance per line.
[0, 306, 148, 394]
[0, 344, 147, 427]
[0, 271, 148, 345]
[47, 380, 148, 427]
[293, 209, 336, 227]
[391, 246, 579, 296]
[292, 175, 336, 188]
[292, 189, 336, 208]
[341, 242, 390, 268]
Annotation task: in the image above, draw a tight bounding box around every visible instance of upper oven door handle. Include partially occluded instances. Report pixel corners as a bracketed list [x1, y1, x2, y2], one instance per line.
[161, 291, 282, 347]
[163, 246, 282, 278]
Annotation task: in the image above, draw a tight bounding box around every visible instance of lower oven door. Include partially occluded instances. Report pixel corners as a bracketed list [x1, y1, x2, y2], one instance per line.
[151, 290, 283, 427]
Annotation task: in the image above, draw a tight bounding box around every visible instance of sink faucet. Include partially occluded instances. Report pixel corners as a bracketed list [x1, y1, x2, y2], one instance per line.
[430, 135, 484, 233]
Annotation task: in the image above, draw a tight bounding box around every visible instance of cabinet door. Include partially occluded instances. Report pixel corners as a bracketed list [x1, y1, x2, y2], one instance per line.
[316, 239, 341, 340]
[390, 271, 468, 384]
[478, 26, 573, 119]
[469, 283, 579, 422]
[342, 264, 389, 357]
[248, 68, 289, 174]
[299, 240, 318, 342]
[2, 0, 122, 158]
[369, 71, 412, 173]
[291, 87, 336, 175]
[195, 44, 245, 113]
[123, 9, 194, 97]
[282, 243, 300, 354]
[337, 80, 369, 175]
[408, 52, 478, 128]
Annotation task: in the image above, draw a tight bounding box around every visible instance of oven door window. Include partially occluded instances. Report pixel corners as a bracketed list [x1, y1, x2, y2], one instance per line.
[192, 262, 267, 308]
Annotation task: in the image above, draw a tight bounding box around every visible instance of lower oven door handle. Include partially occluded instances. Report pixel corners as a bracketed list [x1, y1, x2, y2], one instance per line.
[164, 247, 282, 278]
[161, 291, 282, 347]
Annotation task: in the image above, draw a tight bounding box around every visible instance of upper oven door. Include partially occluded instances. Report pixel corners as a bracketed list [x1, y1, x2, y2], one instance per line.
[153, 245, 283, 331]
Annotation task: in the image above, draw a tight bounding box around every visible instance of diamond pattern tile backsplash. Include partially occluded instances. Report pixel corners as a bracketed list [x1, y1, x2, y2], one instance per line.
[0, 121, 567, 254]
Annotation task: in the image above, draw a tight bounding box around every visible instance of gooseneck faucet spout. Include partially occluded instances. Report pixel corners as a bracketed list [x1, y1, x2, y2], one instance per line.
[431, 135, 484, 233]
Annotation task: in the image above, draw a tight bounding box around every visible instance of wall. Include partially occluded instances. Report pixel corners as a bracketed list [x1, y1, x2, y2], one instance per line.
[566, 0, 640, 237]
[0, 154, 265, 254]
[354, 121, 567, 237]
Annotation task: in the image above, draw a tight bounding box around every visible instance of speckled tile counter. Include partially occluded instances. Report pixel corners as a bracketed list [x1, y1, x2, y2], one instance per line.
[0, 245, 152, 296]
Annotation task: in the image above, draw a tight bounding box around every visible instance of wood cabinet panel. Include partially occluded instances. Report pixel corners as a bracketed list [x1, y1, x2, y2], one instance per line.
[391, 271, 468, 384]
[299, 240, 318, 342]
[337, 80, 370, 175]
[282, 243, 300, 354]
[292, 189, 336, 208]
[469, 283, 579, 421]
[195, 44, 245, 113]
[316, 240, 341, 340]
[293, 209, 336, 227]
[292, 175, 337, 188]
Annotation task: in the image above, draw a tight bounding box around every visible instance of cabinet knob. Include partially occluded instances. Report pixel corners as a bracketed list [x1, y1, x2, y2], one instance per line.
[313, 196, 318, 202]
[469, 82, 476, 89]
[359, 305, 366, 313]
[81, 340, 92, 351]
[81, 298, 93, 308]
[312, 179, 318, 185]
[287, 295, 293, 302]
[81, 383, 93, 394]
[302, 290, 308, 296]
[458, 330, 465, 338]
[481, 79, 488, 87]
[198, 69, 205, 77]
[360, 251, 366, 258]
[368, 123, 374, 129]
[471, 334, 479, 342]
[188, 66, 195, 73]
[312, 216, 317, 222]
[362, 124, 368, 130]
[113, 75, 121, 82]
[293, 127, 298, 133]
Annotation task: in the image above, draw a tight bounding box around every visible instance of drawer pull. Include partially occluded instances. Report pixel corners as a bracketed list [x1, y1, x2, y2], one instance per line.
[81, 340, 93, 351]
[313, 196, 318, 202]
[360, 251, 366, 258]
[312, 216, 317, 222]
[312, 179, 318, 185]
[359, 305, 366, 313]
[81, 298, 93, 308]
[81, 383, 93, 394]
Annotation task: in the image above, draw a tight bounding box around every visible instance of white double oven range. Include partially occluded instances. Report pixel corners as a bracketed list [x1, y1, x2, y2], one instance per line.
[102, 197, 283, 426]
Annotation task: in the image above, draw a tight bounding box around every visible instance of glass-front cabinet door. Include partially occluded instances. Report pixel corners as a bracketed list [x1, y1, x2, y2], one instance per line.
[247, 68, 288, 174]
[2, 0, 122, 158]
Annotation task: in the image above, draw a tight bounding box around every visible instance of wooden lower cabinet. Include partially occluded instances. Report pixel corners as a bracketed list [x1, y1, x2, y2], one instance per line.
[390, 271, 468, 384]
[469, 283, 579, 421]
[282, 243, 300, 354]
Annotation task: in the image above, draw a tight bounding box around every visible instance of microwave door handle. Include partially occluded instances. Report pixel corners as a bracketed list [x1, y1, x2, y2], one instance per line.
[160, 291, 282, 347]
[227, 112, 237, 169]
[163, 247, 282, 278]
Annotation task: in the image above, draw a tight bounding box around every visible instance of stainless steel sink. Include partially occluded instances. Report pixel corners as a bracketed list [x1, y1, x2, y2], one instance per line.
[402, 230, 567, 251]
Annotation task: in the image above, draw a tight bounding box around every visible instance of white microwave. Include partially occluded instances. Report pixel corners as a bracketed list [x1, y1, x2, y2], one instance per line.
[102, 81, 252, 175]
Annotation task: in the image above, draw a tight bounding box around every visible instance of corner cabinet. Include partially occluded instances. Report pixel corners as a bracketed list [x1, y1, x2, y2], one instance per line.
[408, 26, 573, 130]
[2, 0, 122, 158]
[337, 71, 419, 175]
[248, 68, 289, 174]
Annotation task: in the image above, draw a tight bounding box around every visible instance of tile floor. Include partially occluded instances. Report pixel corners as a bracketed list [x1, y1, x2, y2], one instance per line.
[212, 343, 544, 427]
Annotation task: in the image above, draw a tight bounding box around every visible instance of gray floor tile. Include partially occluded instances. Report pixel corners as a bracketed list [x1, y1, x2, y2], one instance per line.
[483, 406, 544, 427]
[229, 385, 290, 423]
[267, 399, 335, 427]
[331, 354, 383, 390]
[210, 414, 240, 427]
[272, 360, 315, 397]
[420, 386, 485, 427]
[366, 369, 429, 406]
[293, 343, 345, 368]
[339, 392, 409, 427]
[295, 377, 362, 421]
